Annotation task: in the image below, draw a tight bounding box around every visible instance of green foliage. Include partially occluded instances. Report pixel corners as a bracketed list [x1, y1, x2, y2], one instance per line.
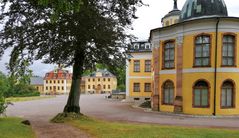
[117, 84, 126, 91]
[0, 0, 143, 113]
[139, 101, 151, 108]
[0, 72, 9, 115]
[0, 94, 7, 115]
[5, 84, 40, 98]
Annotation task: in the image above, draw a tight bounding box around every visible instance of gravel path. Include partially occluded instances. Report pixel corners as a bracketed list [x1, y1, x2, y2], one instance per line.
[6, 94, 239, 138]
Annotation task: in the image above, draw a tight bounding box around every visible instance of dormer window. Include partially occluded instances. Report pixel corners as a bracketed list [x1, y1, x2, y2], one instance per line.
[140, 44, 145, 49]
[134, 43, 139, 49]
[145, 43, 150, 49]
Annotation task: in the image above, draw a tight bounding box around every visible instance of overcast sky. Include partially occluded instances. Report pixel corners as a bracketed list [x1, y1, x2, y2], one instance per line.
[0, 0, 239, 76]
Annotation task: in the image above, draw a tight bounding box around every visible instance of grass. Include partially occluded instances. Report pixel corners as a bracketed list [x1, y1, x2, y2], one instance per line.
[0, 117, 35, 138]
[6, 96, 55, 102]
[54, 114, 239, 138]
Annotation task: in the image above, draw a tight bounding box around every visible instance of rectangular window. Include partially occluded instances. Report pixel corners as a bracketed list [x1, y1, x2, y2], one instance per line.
[103, 85, 106, 89]
[134, 60, 140, 72]
[108, 85, 110, 89]
[88, 85, 90, 89]
[194, 88, 209, 107]
[194, 35, 210, 67]
[222, 88, 233, 108]
[46, 80, 48, 84]
[145, 60, 151, 72]
[62, 87, 64, 90]
[58, 86, 60, 90]
[222, 35, 235, 66]
[144, 83, 151, 92]
[163, 41, 175, 69]
[108, 78, 110, 81]
[93, 79, 95, 82]
[98, 78, 100, 81]
[133, 83, 140, 92]
[62, 80, 64, 83]
[88, 79, 90, 82]
[93, 85, 95, 89]
[46, 86, 48, 90]
[103, 78, 106, 81]
[58, 80, 60, 84]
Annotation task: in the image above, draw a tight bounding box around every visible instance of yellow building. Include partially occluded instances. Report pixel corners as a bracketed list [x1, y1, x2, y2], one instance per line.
[43, 68, 72, 95]
[30, 76, 44, 94]
[83, 69, 117, 94]
[150, 0, 239, 115]
[126, 41, 152, 102]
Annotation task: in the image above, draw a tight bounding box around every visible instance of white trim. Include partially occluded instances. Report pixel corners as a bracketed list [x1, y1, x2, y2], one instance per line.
[159, 70, 176, 75]
[126, 60, 130, 96]
[64, 80, 67, 94]
[183, 68, 239, 73]
[183, 68, 214, 73]
[217, 68, 239, 73]
[128, 76, 152, 79]
[129, 53, 152, 59]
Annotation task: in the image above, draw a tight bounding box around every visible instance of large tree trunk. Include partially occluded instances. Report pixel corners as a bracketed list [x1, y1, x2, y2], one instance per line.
[64, 51, 84, 113]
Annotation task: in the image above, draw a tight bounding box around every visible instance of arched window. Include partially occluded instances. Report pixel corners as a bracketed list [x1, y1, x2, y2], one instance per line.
[162, 81, 174, 105]
[221, 81, 235, 108]
[222, 35, 235, 66]
[194, 35, 211, 67]
[163, 41, 175, 69]
[193, 80, 209, 107]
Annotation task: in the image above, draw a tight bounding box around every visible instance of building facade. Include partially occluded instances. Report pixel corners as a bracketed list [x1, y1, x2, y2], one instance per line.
[30, 76, 44, 94]
[43, 68, 72, 95]
[151, 0, 239, 115]
[126, 41, 152, 102]
[83, 69, 117, 94]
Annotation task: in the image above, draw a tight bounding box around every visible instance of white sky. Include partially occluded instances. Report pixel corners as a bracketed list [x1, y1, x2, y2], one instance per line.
[0, 0, 239, 76]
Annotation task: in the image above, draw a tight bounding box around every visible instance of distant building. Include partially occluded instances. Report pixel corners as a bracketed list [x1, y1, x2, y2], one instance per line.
[30, 76, 44, 94]
[126, 41, 152, 103]
[83, 69, 117, 94]
[43, 68, 72, 95]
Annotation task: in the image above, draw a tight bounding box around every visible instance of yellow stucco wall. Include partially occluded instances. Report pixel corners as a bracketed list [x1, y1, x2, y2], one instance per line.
[159, 74, 176, 112]
[129, 78, 152, 97]
[128, 52, 152, 98]
[129, 59, 152, 77]
[84, 77, 117, 94]
[155, 31, 239, 115]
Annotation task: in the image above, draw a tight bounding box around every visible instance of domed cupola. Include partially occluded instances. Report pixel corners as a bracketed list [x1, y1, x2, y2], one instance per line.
[162, 0, 181, 27]
[180, 0, 228, 21]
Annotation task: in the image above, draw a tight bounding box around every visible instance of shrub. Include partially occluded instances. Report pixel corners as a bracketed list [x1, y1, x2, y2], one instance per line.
[140, 101, 151, 108]
[6, 84, 40, 98]
[0, 94, 8, 115]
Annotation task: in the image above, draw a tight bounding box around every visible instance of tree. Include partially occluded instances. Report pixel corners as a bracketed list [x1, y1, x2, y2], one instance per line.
[0, 0, 143, 113]
[0, 72, 9, 115]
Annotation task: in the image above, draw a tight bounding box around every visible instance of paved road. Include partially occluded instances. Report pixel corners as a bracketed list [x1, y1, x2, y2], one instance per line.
[6, 94, 239, 132]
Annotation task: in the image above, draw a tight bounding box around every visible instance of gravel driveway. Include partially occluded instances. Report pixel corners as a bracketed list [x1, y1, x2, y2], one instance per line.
[6, 94, 239, 138]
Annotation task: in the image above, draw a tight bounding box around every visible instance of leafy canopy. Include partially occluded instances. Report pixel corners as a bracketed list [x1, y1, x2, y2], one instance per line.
[0, 0, 143, 71]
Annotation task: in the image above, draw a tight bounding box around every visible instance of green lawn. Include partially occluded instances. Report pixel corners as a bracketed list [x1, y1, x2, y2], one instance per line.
[0, 117, 35, 138]
[6, 96, 55, 102]
[66, 116, 239, 138]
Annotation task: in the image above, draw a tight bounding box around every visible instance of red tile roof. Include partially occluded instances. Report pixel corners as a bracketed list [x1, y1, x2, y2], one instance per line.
[44, 69, 72, 80]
